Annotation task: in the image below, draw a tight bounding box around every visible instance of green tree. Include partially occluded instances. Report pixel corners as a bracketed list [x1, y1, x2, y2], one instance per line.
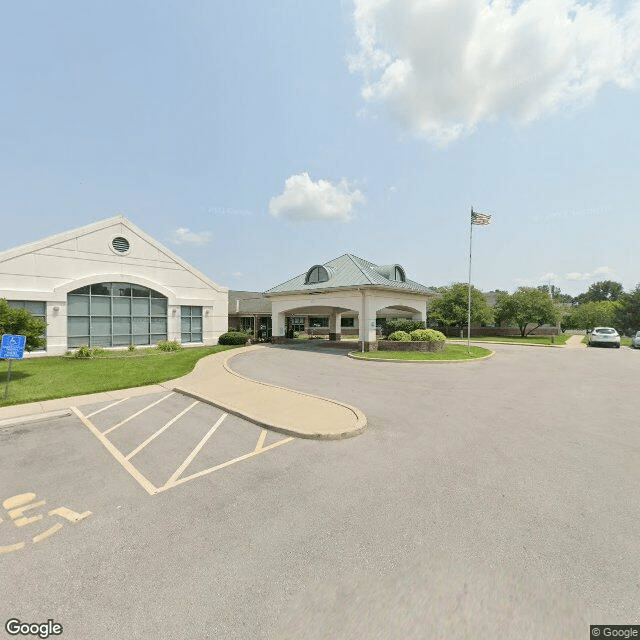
[494, 288, 561, 336]
[563, 300, 618, 331]
[0, 299, 46, 352]
[429, 283, 493, 337]
[537, 284, 573, 303]
[575, 280, 623, 303]
[614, 285, 640, 334]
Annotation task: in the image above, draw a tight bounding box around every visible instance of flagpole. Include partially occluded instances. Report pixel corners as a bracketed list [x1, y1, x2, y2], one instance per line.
[467, 207, 473, 354]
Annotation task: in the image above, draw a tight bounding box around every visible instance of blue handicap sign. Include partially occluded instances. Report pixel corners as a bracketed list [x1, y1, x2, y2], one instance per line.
[0, 334, 26, 360]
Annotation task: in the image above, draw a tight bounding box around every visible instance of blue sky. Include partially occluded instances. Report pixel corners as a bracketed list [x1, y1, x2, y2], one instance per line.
[1, 0, 639, 295]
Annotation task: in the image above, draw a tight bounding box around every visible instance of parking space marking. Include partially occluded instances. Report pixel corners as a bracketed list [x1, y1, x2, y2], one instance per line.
[72, 398, 295, 496]
[85, 397, 128, 419]
[165, 413, 228, 486]
[102, 392, 175, 435]
[158, 432, 293, 493]
[126, 401, 199, 460]
[71, 406, 157, 495]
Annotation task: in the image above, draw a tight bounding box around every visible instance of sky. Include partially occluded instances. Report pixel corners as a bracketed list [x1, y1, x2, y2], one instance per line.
[1, 0, 639, 296]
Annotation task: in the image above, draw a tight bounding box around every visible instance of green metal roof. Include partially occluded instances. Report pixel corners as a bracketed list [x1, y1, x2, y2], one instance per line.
[264, 254, 434, 295]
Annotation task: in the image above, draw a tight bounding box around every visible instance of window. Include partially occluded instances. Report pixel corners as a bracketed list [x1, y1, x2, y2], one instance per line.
[7, 301, 47, 351]
[181, 306, 203, 343]
[305, 265, 329, 284]
[290, 316, 305, 332]
[241, 317, 254, 332]
[111, 237, 130, 253]
[341, 317, 355, 328]
[308, 316, 329, 328]
[393, 266, 405, 282]
[67, 282, 167, 348]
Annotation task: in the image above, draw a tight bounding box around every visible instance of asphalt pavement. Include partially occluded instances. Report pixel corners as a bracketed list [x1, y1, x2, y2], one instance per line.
[2, 342, 639, 639]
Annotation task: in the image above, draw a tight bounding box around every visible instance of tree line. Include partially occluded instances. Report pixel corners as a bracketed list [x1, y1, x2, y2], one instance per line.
[429, 280, 640, 336]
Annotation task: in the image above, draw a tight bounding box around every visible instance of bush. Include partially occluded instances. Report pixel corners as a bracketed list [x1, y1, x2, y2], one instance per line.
[388, 331, 411, 342]
[382, 319, 425, 338]
[91, 347, 109, 357]
[410, 328, 446, 342]
[218, 331, 249, 345]
[73, 345, 93, 358]
[128, 344, 136, 352]
[156, 340, 182, 352]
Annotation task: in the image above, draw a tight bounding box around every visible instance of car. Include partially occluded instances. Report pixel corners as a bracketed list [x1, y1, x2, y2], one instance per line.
[631, 331, 640, 349]
[588, 327, 621, 348]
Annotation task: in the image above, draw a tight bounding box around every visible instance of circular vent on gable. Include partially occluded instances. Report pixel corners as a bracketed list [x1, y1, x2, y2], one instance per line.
[112, 237, 130, 253]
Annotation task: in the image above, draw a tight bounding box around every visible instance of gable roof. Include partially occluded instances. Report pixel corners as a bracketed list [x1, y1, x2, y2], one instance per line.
[228, 291, 271, 314]
[264, 254, 434, 295]
[0, 215, 227, 293]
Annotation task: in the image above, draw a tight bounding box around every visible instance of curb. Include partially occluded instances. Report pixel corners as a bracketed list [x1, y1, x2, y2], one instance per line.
[446, 339, 565, 348]
[0, 409, 73, 430]
[173, 345, 367, 441]
[347, 349, 495, 363]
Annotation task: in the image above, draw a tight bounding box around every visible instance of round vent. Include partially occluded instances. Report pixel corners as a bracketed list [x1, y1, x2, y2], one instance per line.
[112, 237, 130, 253]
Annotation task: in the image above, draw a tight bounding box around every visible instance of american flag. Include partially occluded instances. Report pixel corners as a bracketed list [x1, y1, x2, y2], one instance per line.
[471, 210, 491, 225]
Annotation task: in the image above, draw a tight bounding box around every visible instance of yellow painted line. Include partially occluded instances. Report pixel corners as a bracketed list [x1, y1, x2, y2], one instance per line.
[71, 406, 158, 496]
[163, 413, 228, 487]
[102, 392, 175, 435]
[0, 542, 25, 555]
[125, 401, 199, 461]
[254, 429, 267, 452]
[32, 523, 63, 544]
[158, 436, 294, 493]
[85, 397, 128, 418]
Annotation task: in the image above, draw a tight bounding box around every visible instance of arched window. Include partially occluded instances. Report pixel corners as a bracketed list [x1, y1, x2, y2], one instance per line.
[394, 266, 406, 282]
[305, 265, 330, 284]
[67, 282, 168, 348]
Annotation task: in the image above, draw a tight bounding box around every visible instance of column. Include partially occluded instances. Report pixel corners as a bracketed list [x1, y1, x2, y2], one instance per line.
[329, 312, 342, 341]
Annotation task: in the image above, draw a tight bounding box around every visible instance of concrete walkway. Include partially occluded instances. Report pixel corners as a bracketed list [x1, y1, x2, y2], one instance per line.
[565, 334, 587, 348]
[0, 345, 367, 440]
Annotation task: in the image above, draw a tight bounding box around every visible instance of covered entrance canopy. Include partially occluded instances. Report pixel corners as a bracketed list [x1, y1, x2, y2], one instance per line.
[264, 254, 435, 350]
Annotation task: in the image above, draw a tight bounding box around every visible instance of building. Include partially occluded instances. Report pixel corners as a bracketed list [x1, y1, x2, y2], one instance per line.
[264, 254, 435, 350]
[0, 216, 228, 356]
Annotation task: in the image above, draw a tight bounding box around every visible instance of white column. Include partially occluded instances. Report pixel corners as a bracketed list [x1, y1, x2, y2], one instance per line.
[329, 312, 342, 340]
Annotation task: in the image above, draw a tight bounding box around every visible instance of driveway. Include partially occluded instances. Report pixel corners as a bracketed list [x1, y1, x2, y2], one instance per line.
[2, 343, 639, 639]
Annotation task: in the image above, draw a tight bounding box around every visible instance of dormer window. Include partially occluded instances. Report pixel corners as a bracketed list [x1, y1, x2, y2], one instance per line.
[393, 266, 405, 282]
[305, 265, 330, 284]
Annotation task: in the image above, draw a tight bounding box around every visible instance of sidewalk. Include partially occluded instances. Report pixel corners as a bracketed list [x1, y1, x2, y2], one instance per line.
[565, 334, 587, 349]
[0, 345, 367, 440]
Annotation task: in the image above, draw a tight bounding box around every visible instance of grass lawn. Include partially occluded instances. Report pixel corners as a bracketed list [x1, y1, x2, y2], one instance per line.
[0, 345, 239, 407]
[350, 345, 491, 361]
[448, 334, 571, 346]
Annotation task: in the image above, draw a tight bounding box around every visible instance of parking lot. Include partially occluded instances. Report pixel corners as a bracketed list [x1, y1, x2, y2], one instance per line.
[2, 343, 640, 639]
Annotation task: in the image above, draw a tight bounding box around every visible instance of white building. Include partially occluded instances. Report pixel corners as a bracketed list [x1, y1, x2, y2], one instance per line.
[0, 216, 228, 356]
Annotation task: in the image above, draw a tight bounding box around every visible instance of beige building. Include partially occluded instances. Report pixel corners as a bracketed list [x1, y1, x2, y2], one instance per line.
[0, 216, 228, 355]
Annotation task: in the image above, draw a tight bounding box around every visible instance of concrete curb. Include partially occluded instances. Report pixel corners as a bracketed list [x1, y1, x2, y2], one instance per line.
[0, 409, 73, 430]
[446, 339, 566, 348]
[175, 347, 367, 440]
[347, 349, 495, 363]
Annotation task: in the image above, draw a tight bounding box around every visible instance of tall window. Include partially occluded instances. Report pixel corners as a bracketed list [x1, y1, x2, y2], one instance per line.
[7, 301, 47, 350]
[393, 266, 405, 282]
[290, 316, 305, 332]
[240, 317, 254, 332]
[67, 283, 167, 347]
[181, 306, 203, 343]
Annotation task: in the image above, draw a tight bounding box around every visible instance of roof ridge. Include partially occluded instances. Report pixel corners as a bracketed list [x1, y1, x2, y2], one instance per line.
[345, 253, 376, 284]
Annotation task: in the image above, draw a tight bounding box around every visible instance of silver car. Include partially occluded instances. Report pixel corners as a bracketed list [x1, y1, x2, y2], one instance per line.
[588, 327, 621, 348]
[631, 331, 640, 349]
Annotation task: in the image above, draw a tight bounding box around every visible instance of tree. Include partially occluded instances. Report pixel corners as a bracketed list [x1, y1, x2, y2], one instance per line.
[563, 300, 618, 331]
[429, 283, 493, 337]
[614, 285, 640, 335]
[536, 284, 573, 303]
[0, 299, 46, 352]
[494, 288, 561, 336]
[575, 280, 623, 304]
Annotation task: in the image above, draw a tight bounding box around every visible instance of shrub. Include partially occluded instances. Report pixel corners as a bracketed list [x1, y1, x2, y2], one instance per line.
[388, 331, 411, 342]
[156, 340, 182, 352]
[410, 328, 446, 342]
[128, 344, 136, 352]
[73, 345, 93, 358]
[218, 331, 249, 345]
[382, 319, 425, 338]
[91, 347, 109, 357]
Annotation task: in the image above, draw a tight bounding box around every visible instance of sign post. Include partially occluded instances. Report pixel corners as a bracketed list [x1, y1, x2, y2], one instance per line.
[1, 334, 26, 400]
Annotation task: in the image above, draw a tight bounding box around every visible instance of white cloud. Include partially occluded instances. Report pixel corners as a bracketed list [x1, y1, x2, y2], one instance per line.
[231, 271, 243, 277]
[269, 172, 365, 223]
[565, 266, 616, 281]
[349, 0, 640, 144]
[170, 228, 212, 245]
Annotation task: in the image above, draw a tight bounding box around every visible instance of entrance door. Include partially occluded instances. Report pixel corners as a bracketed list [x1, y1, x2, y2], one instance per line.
[258, 316, 272, 339]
